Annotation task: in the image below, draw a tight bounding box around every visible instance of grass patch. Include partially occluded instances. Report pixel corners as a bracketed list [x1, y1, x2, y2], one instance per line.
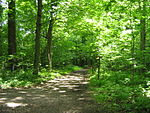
[0, 65, 82, 89]
[55, 65, 83, 74]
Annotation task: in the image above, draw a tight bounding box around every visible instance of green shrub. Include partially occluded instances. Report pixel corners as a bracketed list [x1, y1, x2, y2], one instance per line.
[90, 70, 150, 113]
[0, 65, 82, 89]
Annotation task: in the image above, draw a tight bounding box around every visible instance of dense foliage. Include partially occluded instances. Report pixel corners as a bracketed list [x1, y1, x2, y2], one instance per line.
[0, 0, 150, 112]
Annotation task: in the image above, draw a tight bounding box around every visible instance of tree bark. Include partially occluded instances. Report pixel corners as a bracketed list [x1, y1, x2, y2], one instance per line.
[97, 56, 101, 80]
[45, 0, 56, 70]
[8, 0, 16, 70]
[139, 0, 146, 73]
[33, 0, 42, 75]
[129, 2, 135, 77]
[0, 0, 3, 56]
[8, 0, 16, 55]
[46, 16, 53, 70]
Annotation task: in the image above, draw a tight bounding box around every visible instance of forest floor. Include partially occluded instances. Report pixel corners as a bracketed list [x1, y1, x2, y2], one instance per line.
[0, 69, 108, 113]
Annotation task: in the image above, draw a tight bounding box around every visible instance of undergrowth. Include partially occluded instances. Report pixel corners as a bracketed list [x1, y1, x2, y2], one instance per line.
[90, 70, 150, 113]
[0, 65, 82, 89]
[56, 65, 82, 74]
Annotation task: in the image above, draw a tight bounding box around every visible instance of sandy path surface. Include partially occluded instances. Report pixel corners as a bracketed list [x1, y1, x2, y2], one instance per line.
[0, 69, 105, 113]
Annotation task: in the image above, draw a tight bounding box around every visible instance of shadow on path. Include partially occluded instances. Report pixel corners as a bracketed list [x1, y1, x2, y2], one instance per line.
[0, 69, 107, 113]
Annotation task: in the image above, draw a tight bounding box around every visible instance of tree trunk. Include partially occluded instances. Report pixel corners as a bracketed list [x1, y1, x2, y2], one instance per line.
[139, 0, 146, 73]
[129, 2, 135, 77]
[97, 56, 101, 80]
[0, 0, 3, 56]
[46, 12, 53, 70]
[45, 0, 56, 70]
[8, 0, 16, 70]
[33, 0, 42, 75]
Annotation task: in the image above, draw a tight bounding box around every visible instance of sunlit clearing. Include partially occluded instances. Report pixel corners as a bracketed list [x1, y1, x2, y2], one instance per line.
[12, 97, 24, 101]
[18, 91, 27, 94]
[59, 85, 79, 88]
[0, 98, 7, 103]
[0, 98, 7, 101]
[48, 80, 59, 83]
[53, 87, 59, 91]
[78, 98, 85, 100]
[81, 82, 89, 84]
[57, 78, 70, 81]
[73, 89, 81, 91]
[5, 102, 27, 108]
[58, 90, 66, 93]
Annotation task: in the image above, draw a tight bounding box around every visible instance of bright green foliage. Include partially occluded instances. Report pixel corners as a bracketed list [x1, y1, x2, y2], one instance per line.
[0, 65, 81, 89]
[90, 71, 150, 113]
[0, 0, 150, 112]
[57, 65, 82, 74]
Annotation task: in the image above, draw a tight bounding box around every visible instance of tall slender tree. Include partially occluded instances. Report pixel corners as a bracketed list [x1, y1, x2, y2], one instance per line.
[0, 0, 3, 56]
[45, 0, 56, 70]
[8, 0, 16, 70]
[33, 0, 42, 74]
[139, 0, 146, 73]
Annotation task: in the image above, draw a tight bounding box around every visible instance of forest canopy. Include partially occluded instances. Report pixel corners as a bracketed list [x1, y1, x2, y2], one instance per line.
[0, 0, 150, 112]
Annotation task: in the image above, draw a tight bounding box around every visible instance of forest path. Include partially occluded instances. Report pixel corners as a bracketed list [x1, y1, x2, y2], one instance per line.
[0, 69, 105, 113]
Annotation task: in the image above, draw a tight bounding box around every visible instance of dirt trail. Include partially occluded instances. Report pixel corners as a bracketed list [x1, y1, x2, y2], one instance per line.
[0, 69, 106, 113]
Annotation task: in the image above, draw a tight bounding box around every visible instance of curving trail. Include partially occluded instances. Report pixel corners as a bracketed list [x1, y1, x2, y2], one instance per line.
[0, 69, 105, 113]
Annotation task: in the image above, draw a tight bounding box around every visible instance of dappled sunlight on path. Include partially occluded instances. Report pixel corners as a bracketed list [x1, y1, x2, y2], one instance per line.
[0, 69, 104, 113]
